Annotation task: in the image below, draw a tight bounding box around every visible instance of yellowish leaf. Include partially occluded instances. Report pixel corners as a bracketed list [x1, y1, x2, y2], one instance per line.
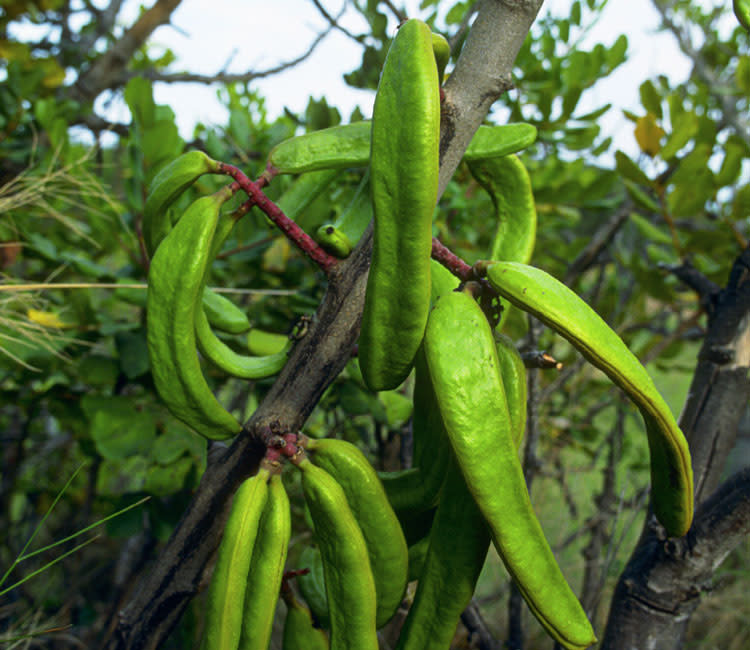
[634, 113, 665, 157]
[27, 309, 72, 329]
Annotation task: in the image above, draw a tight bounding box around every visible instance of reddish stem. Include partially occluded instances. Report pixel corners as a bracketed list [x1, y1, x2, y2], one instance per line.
[218, 163, 338, 274]
[431, 237, 473, 281]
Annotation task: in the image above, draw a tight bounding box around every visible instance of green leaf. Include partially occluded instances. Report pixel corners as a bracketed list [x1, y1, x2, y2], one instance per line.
[716, 136, 746, 187]
[115, 330, 150, 379]
[639, 80, 662, 119]
[82, 396, 157, 461]
[667, 144, 714, 217]
[660, 111, 698, 160]
[615, 151, 652, 186]
[123, 77, 156, 128]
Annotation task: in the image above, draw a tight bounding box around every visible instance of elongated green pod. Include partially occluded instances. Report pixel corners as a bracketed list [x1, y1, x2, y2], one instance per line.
[298, 458, 379, 650]
[247, 329, 290, 356]
[282, 590, 329, 650]
[463, 123, 538, 161]
[305, 437, 408, 628]
[297, 545, 330, 629]
[395, 458, 491, 650]
[431, 32, 450, 81]
[201, 287, 251, 335]
[315, 172, 372, 258]
[468, 154, 536, 265]
[265, 121, 536, 180]
[494, 333, 527, 447]
[485, 261, 694, 537]
[146, 188, 241, 439]
[239, 473, 291, 650]
[268, 122, 371, 174]
[429, 259, 460, 305]
[143, 150, 221, 257]
[201, 468, 270, 650]
[359, 18, 440, 391]
[194, 203, 293, 380]
[424, 290, 596, 649]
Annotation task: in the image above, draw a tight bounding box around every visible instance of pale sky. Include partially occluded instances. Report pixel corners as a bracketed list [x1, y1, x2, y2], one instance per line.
[9, 0, 702, 156]
[129, 0, 693, 158]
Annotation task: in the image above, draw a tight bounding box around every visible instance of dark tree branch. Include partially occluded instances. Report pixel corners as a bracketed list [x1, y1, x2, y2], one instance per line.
[461, 599, 503, 650]
[563, 209, 630, 285]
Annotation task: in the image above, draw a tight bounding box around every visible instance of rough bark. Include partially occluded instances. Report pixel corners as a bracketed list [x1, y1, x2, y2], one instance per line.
[601, 247, 750, 649]
[102, 2, 547, 646]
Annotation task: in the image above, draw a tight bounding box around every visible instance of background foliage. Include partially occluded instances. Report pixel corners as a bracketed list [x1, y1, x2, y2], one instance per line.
[1, 0, 748, 647]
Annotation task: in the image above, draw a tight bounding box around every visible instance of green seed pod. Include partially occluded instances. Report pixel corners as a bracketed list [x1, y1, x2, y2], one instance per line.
[431, 31, 451, 81]
[359, 18, 440, 391]
[423, 289, 596, 649]
[395, 457, 491, 650]
[201, 287, 251, 335]
[485, 261, 694, 537]
[238, 473, 291, 650]
[306, 437, 408, 627]
[463, 123, 538, 161]
[201, 469, 270, 650]
[298, 459, 379, 650]
[146, 187, 241, 440]
[468, 154, 536, 265]
[282, 590, 329, 650]
[268, 122, 371, 174]
[143, 150, 221, 257]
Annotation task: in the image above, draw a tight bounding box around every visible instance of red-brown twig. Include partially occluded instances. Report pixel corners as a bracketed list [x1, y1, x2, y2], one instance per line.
[218, 163, 338, 274]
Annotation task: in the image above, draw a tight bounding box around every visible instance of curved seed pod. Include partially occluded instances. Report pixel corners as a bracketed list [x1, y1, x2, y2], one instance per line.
[431, 31, 451, 81]
[298, 458, 379, 650]
[463, 123, 538, 161]
[468, 154, 536, 265]
[266, 121, 536, 181]
[196, 309, 292, 379]
[423, 289, 596, 649]
[194, 204, 293, 380]
[485, 261, 694, 537]
[315, 172, 372, 258]
[359, 18, 440, 391]
[143, 150, 221, 257]
[247, 329, 291, 356]
[297, 545, 330, 630]
[305, 437, 408, 628]
[494, 332, 527, 447]
[239, 473, 291, 650]
[201, 468, 270, 650]
[395, 458, 491, 650]
[201, 287, 251, 335]
[282, 589, 329, 650]
[146, 187, 241, 440]
[268, 122, 371, 174]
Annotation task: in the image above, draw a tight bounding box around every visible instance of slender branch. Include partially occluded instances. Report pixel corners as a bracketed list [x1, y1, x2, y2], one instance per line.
[217, 164, 339, 275]
[141, 25, 333, 86]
